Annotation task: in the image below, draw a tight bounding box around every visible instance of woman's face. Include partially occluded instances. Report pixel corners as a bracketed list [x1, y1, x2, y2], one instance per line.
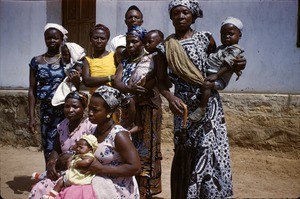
[44, 28, 63, 52]
[64, 98, 84, 122]
[126, 35, 144, 58]
[170, 6, 194, 31]
[88, 95, 110, 125]
[90, 29, 109, 51]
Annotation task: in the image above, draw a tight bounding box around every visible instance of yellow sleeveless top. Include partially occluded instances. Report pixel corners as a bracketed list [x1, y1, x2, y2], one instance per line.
[86, 52, 116, 94]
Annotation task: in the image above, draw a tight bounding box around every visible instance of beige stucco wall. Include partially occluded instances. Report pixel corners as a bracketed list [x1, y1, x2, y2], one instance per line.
[1, 90, 299, 152]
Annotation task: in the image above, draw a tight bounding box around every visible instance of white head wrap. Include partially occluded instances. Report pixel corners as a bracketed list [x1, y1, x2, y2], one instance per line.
[221, 17, 243, 31]
[44, 23, 68, 41]
[80, 134, 98, 152]
[65, 42, 86, 65]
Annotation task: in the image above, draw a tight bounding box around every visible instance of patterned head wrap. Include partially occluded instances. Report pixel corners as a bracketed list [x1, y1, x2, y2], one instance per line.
[64, 42, 86, 65]
[44, 23, 68, 41]
[126, 25, 147, 41]
[65, 91, 89, 109]
[80, 134, 98, 152]
[168, 0, 203, 19]
[89, 23, 110, 40]
[221, 17, 243, 31]
[93, 86, 125, 110]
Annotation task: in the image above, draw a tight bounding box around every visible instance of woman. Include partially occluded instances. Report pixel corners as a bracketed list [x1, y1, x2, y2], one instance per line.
[82, 24, 116, 94]
[29, 91, 96, 199]
[156, 0, 246, 198]
[56, 85, 140, 199]
[114, 26, 163, 198]
[28, 23, 80, 163]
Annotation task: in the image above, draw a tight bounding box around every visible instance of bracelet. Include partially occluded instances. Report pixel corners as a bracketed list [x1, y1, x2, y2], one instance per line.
[108, 75, 112, 82]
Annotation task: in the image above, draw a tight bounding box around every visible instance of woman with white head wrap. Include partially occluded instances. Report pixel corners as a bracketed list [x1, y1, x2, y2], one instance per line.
[156, 1, 247, 198]
[28, 23, 70, 164]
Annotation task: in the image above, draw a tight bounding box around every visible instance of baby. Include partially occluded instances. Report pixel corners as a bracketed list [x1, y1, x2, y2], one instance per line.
[124, 30, 164, 133]
[189, 17, 245, 122]
[42, 134, 98, 199]
[51, 42, 86, 106]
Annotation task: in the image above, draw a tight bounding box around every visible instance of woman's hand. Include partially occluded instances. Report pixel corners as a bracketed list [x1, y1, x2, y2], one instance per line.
[46, 160, 59, 181]
[28, 118, 37, 134]
[205, 74, 218, 82]
[169, 96, 185, 116]
[88, 158, 103, 175]
[68, 70, 81, 89]
[127, 81, 146, 95]
[233, 55, 247, 72]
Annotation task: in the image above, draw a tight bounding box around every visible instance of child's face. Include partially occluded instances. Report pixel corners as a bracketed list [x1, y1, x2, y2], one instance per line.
[220, 24, 241, 47]
[75, 139, 92, 155]
[144, 33, 162, 53]
[61, 46, 71, 64]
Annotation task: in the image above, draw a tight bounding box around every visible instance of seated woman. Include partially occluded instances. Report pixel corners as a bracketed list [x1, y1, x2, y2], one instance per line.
[29, 91, 96, 199]
[56, 85, 141, 199]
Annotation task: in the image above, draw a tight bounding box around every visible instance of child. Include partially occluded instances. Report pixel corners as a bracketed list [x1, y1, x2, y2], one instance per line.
[42, 134, 98, 199]
[189, 17, 244, 122]
[51, 42, 86, 106]
[124, 30, 164, 133]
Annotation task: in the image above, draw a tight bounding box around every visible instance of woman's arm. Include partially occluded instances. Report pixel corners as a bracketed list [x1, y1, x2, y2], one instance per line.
[81, 58, 114, 87]
[156, 52, 184, 115]
[89, 131, 141, 177]
[46, 135, 62, 180]
[114, 63, 146, 95]
[74, 156, 94, 169]
[28, 67, 37, 134]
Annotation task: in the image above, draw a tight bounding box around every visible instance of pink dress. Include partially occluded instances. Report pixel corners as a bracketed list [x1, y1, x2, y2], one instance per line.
[57, 125, 140, 199]
[28, 118, 96, 199]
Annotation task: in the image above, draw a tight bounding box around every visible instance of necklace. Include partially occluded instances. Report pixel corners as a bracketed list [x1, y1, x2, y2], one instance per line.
[96, 121, 114, 137]
[46, 52, 61, 57]
[131, 51, 146, 63]
[68, 118, 84, 138]
[43, 53, 61, 64]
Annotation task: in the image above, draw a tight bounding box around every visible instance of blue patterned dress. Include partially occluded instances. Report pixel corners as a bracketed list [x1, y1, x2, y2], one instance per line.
[29, 57, 66, 162]
[158, 31, 233, 198]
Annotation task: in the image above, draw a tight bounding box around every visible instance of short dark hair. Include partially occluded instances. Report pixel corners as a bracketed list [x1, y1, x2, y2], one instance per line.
[147, 29, 164, 40]
[125, 5, 143, 18]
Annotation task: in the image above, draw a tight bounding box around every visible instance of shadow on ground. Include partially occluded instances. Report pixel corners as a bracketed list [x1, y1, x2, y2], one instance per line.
[6, 175, 34, 195]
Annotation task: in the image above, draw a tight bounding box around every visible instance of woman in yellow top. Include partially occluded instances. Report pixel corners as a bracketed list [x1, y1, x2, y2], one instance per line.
[82, 24, 116, 94]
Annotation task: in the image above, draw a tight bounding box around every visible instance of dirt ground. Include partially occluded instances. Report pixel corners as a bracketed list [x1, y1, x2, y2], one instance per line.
[0, 143, 299, 199]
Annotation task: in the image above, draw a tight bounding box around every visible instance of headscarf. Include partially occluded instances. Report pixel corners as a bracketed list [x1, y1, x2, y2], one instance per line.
[65, 91, 89, 109]
[65, 42, 86, 65]
[126, 25, 147, 41]
[89, 23, 110, 40]
[80, 134, 98, 152]
[221, 17, 243, 31]
[168, 0, 203, 19]
[44, 23, 68, 41]
[93, 85, 125, 110]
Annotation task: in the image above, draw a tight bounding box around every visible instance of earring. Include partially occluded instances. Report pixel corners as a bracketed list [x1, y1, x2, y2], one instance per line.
[106, 114, 111, 118]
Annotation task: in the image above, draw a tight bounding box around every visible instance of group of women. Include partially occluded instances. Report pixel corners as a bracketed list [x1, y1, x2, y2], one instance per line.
[28, 0, 246, 198]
